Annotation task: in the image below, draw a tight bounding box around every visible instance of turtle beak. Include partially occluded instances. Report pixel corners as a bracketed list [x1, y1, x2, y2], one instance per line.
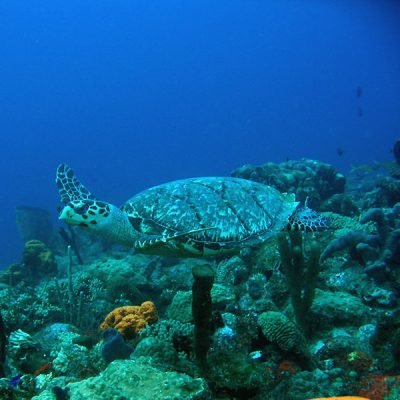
[59, 205, 79, 224]
[59, 206, 69, 221]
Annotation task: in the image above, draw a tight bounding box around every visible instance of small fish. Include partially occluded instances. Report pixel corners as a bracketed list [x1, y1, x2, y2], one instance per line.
[356, 86, 363, 98]
[249, 350, 266, 362]
[336, 146, 344, 156]
[33, 362, 53, 376]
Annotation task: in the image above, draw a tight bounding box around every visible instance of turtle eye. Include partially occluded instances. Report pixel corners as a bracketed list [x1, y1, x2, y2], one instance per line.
[73, 202, 89, 215]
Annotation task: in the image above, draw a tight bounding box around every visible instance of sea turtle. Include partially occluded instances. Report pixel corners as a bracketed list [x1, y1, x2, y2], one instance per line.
[56, 164, 329, 257]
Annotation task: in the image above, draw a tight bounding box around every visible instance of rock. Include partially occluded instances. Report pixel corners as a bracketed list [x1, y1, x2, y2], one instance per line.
[311, 289, 369, 327]
[362, 285, 397, 308]
[211, 284, 235, 306]
[64, 360, 211, 400]
[167, 284, 235, 323]
[167, 291, 193, 323]
[215, 256, 248, 285]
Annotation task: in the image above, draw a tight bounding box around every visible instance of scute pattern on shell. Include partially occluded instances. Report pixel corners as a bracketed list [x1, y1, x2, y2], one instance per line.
[122, 177, 298, 246]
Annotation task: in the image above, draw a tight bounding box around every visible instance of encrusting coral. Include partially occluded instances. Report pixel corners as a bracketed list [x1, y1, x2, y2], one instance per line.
[100, 301, 158, 339]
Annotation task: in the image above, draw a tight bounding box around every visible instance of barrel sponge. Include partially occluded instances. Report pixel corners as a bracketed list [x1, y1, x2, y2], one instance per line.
[258, 311, 306, 353]
[100, 301, 158, 339]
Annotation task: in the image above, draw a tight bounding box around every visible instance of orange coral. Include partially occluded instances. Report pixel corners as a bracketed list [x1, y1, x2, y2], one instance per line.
[100, 301, 158, 339]
[308, 397, 370, 400]
[276, 360, 299, 379]
[357, 374, 400, 400]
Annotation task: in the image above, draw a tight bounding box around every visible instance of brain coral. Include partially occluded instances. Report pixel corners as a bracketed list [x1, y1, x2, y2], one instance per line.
[258, 311, 306, 354]
[100, 301, 158, 339]
[23, 239, 57, 278]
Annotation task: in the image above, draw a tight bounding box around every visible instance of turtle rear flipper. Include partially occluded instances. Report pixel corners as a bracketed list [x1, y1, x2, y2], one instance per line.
[287, 207, 330, 232]
[56, 163, 96, 204]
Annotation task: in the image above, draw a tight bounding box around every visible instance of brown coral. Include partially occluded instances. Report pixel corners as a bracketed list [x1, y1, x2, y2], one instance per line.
[100, 301, 158, 339]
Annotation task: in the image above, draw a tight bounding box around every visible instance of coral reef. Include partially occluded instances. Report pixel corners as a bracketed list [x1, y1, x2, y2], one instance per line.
[321, 203, 400, 285]
[232, 158, 345, 209]
[0, 263, 25, 286]
[0, 312, 5, 377]
[166, 283, 235, 323]
[311, 289, 369, 327]
[3, 158, 400, 399]
[135, 319, 195, 372]
[7, 329, 49, 375]
[33, 360, 211, 400]
[207, 350, 273, 398]
[100, 301, 158, 339]
[167, 290, 193, 322]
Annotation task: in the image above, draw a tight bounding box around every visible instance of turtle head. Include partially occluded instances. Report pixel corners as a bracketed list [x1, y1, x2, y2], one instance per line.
[59, 199, 139, 246]
[59, 199, 113, 230]
[56, 164, 139, 246]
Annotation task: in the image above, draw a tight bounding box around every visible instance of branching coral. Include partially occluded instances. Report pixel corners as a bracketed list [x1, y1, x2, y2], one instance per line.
[320, 231, 378, 263]
[321, 203, 400, 282]
[100, 301, 158, 339]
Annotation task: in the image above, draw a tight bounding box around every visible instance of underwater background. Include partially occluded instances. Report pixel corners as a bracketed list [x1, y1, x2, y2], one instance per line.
[2, 1, 400, 400]
[1, 0, 400, 266]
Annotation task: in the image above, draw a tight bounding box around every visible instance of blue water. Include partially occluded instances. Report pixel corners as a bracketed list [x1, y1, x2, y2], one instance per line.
[1, 0, 399, 266]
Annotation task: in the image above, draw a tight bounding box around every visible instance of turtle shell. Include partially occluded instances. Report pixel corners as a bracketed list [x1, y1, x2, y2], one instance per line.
[122, 177, 299, 256]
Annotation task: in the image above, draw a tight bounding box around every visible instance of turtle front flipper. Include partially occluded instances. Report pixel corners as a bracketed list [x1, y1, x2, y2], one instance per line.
[135, 235, 168, 249]
[56, 163, 96, 204]
[134, 227, 216, 247]
[133, 227, 231, 257]
[134, 234, 206, 257]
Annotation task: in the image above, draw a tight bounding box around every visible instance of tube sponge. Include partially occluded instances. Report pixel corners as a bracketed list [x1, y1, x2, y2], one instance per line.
[192, 264, 214, 374]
